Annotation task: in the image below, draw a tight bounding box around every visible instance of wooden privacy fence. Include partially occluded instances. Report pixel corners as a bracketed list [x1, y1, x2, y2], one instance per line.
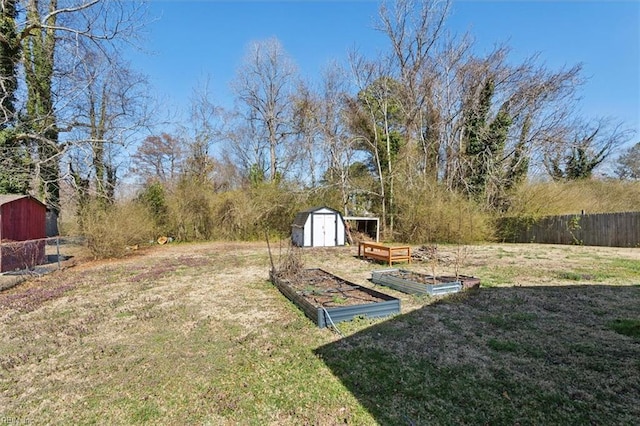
[499, 211, 640, 247]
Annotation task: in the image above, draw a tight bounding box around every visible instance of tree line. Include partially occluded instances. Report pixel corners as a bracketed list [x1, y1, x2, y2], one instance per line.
[1, 0, 637, 247]
[0, 0, 147, 214]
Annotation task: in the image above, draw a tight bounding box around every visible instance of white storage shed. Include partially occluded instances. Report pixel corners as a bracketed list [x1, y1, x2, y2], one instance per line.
[291, 206, 347, 247]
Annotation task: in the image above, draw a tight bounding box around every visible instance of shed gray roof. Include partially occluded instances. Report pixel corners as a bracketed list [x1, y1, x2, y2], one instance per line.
[292, 206, 343, 228]
[292, 211, 311, 228]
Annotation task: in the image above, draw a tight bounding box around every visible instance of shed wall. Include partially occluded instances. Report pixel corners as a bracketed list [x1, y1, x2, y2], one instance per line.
[292, 226, 305, 247]
[304, 216, 313, 246]
[0, 197, 46, 241]
[0, 197, 47, 272]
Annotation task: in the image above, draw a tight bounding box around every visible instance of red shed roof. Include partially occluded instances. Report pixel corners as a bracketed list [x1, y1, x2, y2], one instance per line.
[0, 194, 46, 207]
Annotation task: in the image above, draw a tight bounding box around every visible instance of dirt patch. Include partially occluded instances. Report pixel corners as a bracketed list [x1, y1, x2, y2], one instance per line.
[378, 269, 480, 288]
[273, 268, 387, 308]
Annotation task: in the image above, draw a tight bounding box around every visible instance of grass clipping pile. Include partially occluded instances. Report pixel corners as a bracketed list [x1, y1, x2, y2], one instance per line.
[269, 244, 385, 308]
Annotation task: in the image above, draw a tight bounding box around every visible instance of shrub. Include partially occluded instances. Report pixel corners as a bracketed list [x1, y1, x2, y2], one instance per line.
[165, 177, 215, 241]
[247, 182, 302, 239]
[394, 183, 492, 244]
[137, 181, 169, 233]
[80, 201, 155, 258]
[210, 190, 252, 240]
[506, 179, 640, 217]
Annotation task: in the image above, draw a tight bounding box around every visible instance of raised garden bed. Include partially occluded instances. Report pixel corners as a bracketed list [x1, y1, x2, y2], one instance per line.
[270, 268, 400, 328]
[371, 269, 480, 296]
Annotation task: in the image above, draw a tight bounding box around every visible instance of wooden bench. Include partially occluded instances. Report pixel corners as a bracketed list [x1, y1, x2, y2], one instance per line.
[358, 242, 411, 266]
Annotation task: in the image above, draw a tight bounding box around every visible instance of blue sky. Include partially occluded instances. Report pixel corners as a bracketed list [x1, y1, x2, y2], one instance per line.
[136, 0, 640, 144]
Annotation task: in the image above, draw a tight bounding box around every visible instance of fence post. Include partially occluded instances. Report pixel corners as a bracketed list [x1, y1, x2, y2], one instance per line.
[56, 237, 61, 269]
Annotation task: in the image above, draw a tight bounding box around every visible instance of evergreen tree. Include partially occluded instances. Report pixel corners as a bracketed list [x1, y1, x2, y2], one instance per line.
[23, 0, 61, 213]
[565, 145, 604, 180]
[546, 127, 612, 181]
[0, 0, 19, 121]
[464, 78, 494, 161]
[353, 75, 405, 236]
[0, 0, 30, 194]
[0, 129, 31, 194]
[505, 115, 531, 190]
[462, 78, 512, 199]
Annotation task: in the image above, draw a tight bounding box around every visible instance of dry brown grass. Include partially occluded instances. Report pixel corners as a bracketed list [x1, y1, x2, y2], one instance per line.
[0, 241, 638, 424]
[508, 179, 640, 216]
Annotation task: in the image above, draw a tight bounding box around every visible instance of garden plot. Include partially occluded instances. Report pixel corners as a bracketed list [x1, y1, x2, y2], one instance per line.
[271, 268, 400, 328]
[371, 268, 480, 296]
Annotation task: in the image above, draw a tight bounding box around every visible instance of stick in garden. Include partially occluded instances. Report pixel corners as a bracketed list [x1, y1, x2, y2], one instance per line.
[265, 230, 275, 274]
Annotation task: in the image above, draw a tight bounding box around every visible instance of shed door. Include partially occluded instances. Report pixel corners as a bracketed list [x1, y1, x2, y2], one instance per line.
[312, 214, 336, 247]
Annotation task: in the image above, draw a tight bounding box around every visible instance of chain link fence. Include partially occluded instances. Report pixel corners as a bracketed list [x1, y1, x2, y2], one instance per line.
[0, 236, 85, 291]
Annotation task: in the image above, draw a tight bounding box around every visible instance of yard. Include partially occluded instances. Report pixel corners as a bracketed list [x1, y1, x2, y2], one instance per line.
[0, 241, 639, 424]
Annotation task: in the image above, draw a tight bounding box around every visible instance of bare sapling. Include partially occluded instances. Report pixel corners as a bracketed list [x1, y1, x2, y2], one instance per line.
[267, 234, 304, 280]
[453, 244, 470, 281]
[278, 244, 305, 279]
[428, 244, 439, 285]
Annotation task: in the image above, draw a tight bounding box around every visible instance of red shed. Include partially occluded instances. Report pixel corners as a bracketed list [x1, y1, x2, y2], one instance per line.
[0, 194, 47, 272]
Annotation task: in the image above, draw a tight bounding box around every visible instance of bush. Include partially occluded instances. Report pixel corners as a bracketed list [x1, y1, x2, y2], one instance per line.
[495, 179, 640, 242]
[394, 183, 492, 244]
[137, 181, 169, 233]
[210, 182, 305, 241]
[80, 201, 155, 258]
[247, 182, 302, 238]
[506, 179, 640, 217]
[165, 177, 215, 241]
[210, 190, 252, 240]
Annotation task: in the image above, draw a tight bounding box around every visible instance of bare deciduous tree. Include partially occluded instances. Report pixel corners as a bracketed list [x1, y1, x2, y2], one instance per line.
[369, 0, 612, 214]
[66, 51, 151, 203]
[317, 63, 361, 214]
[290, 79, 322, 186]
[231, 37, 299, 182]
[182, 77, 223, 184]
[377, 0, 450, 182]
[0, 0, 147, 214]
[131, 133, 185, 184]
[223, 109, 269, 185]
[347, 50, 392, 234]
[615, 141, 640, 180]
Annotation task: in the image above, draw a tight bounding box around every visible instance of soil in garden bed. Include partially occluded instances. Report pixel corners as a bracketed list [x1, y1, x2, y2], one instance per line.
[274, 269, 386, 308]
[383, 270, 480, 289]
